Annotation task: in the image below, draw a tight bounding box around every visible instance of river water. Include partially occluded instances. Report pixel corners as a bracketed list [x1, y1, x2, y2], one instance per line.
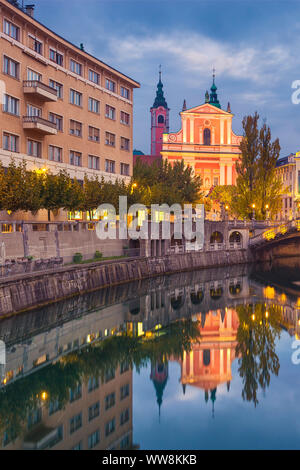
[0, 259, 300, 450]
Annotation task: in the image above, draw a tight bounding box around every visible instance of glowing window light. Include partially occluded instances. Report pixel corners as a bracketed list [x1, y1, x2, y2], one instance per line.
[264, 286, 275, 299]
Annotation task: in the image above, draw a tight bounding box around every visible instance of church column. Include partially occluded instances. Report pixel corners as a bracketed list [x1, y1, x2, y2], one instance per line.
[227, 119, 231, 144]
[220, 349, 224, 376]
[227, 348, 231, 374]
[220, 118, 224, 145]
[190, 117, 194, 143]
[183, 118, 187, 143]
[220, 163, 226, 185]
[190, 351, 194, 379]
[227, 163, 233, 185]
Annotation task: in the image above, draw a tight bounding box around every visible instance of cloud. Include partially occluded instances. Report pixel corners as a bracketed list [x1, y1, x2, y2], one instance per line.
[105, 32, 295, 86]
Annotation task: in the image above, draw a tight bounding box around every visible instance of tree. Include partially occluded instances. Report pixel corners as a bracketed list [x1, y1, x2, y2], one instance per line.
[42, 170, 70, 221]
[64, 178, 84, 215]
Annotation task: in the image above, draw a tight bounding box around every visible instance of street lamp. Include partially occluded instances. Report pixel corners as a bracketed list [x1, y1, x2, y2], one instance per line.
[265, 204, 270, 221]
[251, 203, 256, 220]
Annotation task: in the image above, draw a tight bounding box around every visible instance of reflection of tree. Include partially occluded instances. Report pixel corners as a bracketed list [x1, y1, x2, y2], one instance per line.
[0, 318, 200, 443]
[236, 304, 282, 406]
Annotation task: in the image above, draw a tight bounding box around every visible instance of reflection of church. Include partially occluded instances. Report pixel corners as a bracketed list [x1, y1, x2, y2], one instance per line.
[178, 308, 239, 416]
[150, 360, 169, 420]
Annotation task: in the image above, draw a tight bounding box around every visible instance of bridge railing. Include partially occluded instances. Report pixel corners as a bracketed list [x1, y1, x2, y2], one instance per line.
[249, 218, 300, 246]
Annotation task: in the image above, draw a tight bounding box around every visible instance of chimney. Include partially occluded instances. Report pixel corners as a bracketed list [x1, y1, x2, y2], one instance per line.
[25, 4, 35, 17]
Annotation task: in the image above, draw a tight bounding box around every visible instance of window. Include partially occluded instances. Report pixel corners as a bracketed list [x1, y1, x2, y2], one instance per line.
[105, 159, 115, 174]
[27, 68, 42, 82]
[28, 35, 42, 54]
[49, 48, 63, 66]
[88, 401, 100, 421]
[120, 435, 130, 450]
[213, 176, 219, 186]
[70, 89, 82, 107]
[120, 163, 130, 176]
[28, 408, 42, 429]
[49, 399, 62, 416]
[88, 430, 100, 449]
[204, 128, 211, 145]
[105, 392, 115, 410]
[158, 115, 164, 124]
[120, 408, 129, 425]
[88, 126, 100, 142]
[70, 59, 82, 76]
[49, 113, 63, 131]
[120, 111, 130, 125]
[120, 383, 130, 400]
[49, 79, 63, 99]
[88, 155, 100, 170]
[104, 366, 115, 382]
[3, 94, 19, 116]
[105, 132, 115, 147]
[105, 78, 116, 92]
[121, 137, 130, 151]
[89, 69, 100, 84]
[69, 383, 82, 402]
[121, 86, 130, 100]
[88, 376, 99, 392]
[3, 19, 20, 41]
[70, 413, 82, 434]
[3, 132, 19, 152]
[27, 139, 41, 158]
[70, 151, 82, 167]
[120, 360, 129, 374]
[3, 56, 19, 79]
[105, 418, 115, 437]
[72, 441, 82, 450]
[105, 105, 115, 120]
[88, 97, 100, 114]
[70, 120, 82, 137]
[27, 104, 41, 117]
[49, 145, 62, 162]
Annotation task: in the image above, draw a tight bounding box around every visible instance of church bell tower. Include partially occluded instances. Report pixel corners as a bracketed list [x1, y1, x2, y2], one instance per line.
[150, 66, 169, 156]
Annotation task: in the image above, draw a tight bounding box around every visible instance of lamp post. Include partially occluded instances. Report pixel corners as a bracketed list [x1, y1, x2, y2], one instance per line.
[265, 204, 270, 222]
[251, 203, 256, 221]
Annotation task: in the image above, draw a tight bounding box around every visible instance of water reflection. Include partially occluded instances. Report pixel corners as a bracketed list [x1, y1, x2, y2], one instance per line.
[0, 263, 299, 449]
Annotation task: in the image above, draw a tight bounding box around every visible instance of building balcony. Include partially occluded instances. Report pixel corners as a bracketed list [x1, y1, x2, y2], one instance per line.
[23, 80, 58, 102]
[23, 116, 58, 135]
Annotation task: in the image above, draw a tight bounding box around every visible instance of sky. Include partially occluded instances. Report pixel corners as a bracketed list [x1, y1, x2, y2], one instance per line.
[31, 0, 300, 156]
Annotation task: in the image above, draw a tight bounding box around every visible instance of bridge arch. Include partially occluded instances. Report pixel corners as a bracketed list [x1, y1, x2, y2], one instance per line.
[210, 231, 223, 244]
[210, 286, 223, 300]
[229, 231, 242, 244]
[170, 294, 185, 310]
[190, 290, 204, 305]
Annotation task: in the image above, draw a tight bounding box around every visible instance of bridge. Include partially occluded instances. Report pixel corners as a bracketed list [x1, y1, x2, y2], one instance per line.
[249, 218, 300, 261]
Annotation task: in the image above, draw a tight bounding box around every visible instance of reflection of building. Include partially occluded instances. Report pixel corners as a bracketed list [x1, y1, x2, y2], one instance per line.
[178, 308, 239, 415]
[0, 301, 133, 450]
[150, 360, 169, 419]
[2, 362, 132, 450]
[275, 153, 300, 221]
[161, 74, 243, 192]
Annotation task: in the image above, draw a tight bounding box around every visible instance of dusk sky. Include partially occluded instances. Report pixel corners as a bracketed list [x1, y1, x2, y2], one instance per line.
[33, 0, 300, 156]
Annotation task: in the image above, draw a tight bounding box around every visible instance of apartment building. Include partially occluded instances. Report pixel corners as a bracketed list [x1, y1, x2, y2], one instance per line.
[0, 0, 140, 188]
[275, 152, 300, 221]
[0, 301, 133, 450]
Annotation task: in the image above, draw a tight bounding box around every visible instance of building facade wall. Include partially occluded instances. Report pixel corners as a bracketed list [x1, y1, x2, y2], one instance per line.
[0, 0, 139, 187]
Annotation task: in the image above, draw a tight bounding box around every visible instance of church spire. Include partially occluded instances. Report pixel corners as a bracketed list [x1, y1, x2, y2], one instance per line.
[209, 68, 221, 109]
[152, 65, 168, 109]
[182, 99, 187, 111]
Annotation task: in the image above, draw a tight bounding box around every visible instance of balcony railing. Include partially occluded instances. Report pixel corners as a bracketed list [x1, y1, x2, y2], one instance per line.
[23, 80, 58, 102]
[23, 116, 58, 135]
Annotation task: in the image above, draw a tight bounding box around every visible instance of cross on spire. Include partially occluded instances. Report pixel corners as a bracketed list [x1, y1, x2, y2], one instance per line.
[159, 64, 162, 82]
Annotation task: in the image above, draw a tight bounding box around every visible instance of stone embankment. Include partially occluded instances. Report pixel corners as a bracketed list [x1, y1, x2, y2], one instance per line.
[0, 249, 251, 317]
